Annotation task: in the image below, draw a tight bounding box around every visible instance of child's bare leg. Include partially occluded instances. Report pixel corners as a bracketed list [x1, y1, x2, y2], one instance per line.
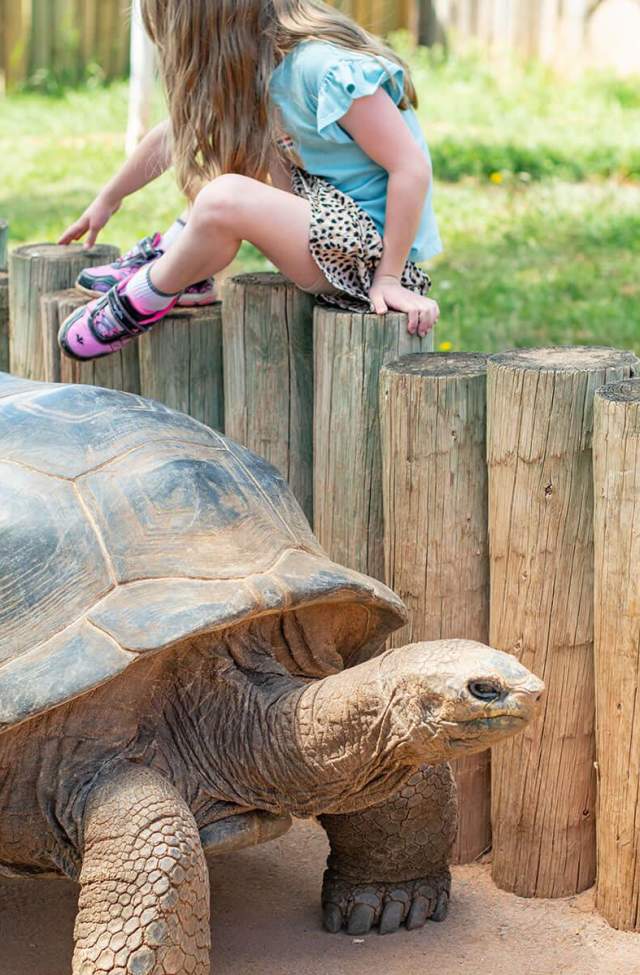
[149, 174, 332, 294]
[58, 174, 435, 361]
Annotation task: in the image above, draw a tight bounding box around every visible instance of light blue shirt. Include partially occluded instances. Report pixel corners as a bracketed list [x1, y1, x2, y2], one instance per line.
[270, 40, 442, 264]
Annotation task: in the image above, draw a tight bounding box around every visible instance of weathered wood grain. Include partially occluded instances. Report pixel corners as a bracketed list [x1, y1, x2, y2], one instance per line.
[314, 307, 433, 579]
[0, 272, 8, 374]
[40, 289, 78, 383]
[139, 304, 224, 432]
[0, 220, 8, 273]
[593, 377, 640, 931]
[380, 352, 491, 864]
[10, 243, 119, 381]
[488, 346, 639, 898]
[223, 273, 314, 519]
[1, 222, 9, 372]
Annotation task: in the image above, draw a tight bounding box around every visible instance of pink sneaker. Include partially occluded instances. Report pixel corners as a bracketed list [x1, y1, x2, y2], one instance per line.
[58, 278, 179, 361]
[75, 233, 218, 306]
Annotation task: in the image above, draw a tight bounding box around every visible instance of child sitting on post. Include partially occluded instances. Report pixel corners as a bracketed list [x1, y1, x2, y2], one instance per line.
[58, 0, 442, 362]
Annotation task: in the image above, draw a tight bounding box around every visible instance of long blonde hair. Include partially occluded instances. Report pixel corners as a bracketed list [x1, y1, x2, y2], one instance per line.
[140, 0, 417, 199]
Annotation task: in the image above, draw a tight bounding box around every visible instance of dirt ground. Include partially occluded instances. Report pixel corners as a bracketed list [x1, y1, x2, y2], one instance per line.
[1, 819, 639, 975]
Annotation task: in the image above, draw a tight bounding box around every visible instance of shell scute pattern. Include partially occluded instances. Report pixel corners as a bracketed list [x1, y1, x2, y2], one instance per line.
[0, 374, 406, 733]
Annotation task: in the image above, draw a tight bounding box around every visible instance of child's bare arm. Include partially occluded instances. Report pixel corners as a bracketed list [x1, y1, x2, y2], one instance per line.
[339, 90, 438, 335]
[59, 119, 174, 247]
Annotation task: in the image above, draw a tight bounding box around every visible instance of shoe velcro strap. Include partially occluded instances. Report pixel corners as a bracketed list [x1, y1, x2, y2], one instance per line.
[139, 235, 162, 261]
[105, 288, 153, 337]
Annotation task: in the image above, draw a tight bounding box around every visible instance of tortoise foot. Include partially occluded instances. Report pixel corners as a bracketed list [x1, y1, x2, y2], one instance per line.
[322, 867, 451, 935]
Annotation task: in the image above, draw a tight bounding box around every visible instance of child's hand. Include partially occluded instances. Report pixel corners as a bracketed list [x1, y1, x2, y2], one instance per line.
[369, 274, 440, 337]
[58, 192, 122, 249]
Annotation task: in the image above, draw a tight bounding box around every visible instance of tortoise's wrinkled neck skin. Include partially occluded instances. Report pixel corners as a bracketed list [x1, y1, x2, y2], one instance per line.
[183, 633, 543, 818]
[166, 633, 412, 818]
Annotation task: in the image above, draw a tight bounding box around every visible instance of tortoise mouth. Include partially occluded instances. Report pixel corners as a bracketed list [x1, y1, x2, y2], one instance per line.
[457, 713, 528, 734]
[439, 711, 527, 738]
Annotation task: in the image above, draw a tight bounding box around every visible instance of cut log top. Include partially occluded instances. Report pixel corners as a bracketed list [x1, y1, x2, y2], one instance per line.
[227, 271, 289, 288]
[382, 351, 488, 378]
[154, 303, 222, 323]
[487, 346, 639, 462]
[489, 346, 638, 372]
[11, 242, 117, 263]
[43, 288, 85, 306]
[595, 377, 640, 403]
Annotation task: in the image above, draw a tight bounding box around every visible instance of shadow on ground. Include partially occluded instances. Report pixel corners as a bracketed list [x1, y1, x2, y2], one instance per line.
[1, 820, 638, 975]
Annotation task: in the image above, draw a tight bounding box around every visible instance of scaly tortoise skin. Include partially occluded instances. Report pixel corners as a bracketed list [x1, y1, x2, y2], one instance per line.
[0, 374, 543, 974]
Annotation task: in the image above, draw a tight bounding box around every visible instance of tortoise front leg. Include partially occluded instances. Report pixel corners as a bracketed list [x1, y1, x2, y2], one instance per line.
[319, 764, 457, 936]
[73, 764, 210, 975]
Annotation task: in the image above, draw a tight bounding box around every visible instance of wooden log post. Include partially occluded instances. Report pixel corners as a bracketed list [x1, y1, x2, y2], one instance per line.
[0, 271, 9, 374]
[314, 308, 433, 579]
[139, 304, 225, 432]
[0, 221, 9, 372]
[0, 220, 8, 272]
[380, 352, 491, 864]
[10, 243, 119, 381]
[223, 273, 315, 519]
[40, 290, 75, 383]
[42, 291, 141, 393]
[488, 346, 638, 899]
[593, 377, 640, 931]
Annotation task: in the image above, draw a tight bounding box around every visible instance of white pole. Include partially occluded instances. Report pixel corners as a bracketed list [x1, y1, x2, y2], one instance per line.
[125, 0, 157, 156]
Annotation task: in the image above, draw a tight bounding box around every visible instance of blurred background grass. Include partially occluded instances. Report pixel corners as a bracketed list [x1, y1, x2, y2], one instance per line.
[0, 40, 638, 353]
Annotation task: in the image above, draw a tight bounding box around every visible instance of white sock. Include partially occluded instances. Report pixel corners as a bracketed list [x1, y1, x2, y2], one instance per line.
[160, 216, 187, 251]
[124, 264, 180, 315]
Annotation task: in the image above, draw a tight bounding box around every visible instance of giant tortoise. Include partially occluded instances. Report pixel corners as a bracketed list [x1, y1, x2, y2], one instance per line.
[0, 373, 543, 975]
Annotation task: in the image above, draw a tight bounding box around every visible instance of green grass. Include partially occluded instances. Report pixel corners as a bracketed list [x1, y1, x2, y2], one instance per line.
[430, 180, 640, 353]
[0, 51, 639, 355]
[398, 38, 640, 181]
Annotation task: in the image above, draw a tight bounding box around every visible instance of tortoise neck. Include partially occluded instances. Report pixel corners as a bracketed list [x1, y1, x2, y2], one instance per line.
[167, 633, 414, 817]
[272, 662, 419, 816]
[207, 639, 422, 816]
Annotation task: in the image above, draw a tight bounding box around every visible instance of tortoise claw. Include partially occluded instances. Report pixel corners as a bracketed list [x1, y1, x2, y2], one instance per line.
[347, 903, 376, 935]
[323, 904, 343, 934]
[431, 890, 449, 922]
[321, 869, 451, 935]
[406, 895, 431, 930]
[379, 900, 404, 934]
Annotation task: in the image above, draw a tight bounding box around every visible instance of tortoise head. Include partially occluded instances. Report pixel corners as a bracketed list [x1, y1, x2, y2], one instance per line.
[372, 639, 544, 764]
[295, 638, 544, 789]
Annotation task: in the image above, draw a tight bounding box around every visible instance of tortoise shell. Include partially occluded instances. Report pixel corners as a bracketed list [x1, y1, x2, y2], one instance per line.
[0, 374, 406, 733]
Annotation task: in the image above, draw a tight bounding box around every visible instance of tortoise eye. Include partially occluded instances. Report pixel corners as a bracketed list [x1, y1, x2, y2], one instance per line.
[468, 681, 502, 702]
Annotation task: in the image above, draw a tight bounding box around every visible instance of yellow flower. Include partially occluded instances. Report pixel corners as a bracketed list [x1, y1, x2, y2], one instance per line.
[489, 171, 503, 184]
[438, 340, 453, 352]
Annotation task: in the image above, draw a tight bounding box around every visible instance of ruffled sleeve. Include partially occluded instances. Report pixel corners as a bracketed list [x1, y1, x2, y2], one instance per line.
[315, 52, 406, 143]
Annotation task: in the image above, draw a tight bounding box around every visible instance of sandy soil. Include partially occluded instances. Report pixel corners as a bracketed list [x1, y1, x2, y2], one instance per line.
[1, 819, 639, 975]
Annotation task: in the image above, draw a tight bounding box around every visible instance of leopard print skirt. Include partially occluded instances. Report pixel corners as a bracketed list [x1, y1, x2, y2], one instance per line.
[290, 166, 431, 314]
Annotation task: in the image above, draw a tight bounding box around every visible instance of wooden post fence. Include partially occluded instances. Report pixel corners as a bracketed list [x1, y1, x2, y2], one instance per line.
[10, 243, 119, 381]
[488, 346, 638, 898]
[139, 305, 225, 433]
[380, 351, 491, 863]
[314, 308, 432, 579]
[593, 377, 640, 931]
[1, 0, 130, 90]
[223, 273, 315, 521]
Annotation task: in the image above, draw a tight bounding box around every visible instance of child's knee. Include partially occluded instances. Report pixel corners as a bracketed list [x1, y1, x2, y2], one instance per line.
[193, 174, 251, 231]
